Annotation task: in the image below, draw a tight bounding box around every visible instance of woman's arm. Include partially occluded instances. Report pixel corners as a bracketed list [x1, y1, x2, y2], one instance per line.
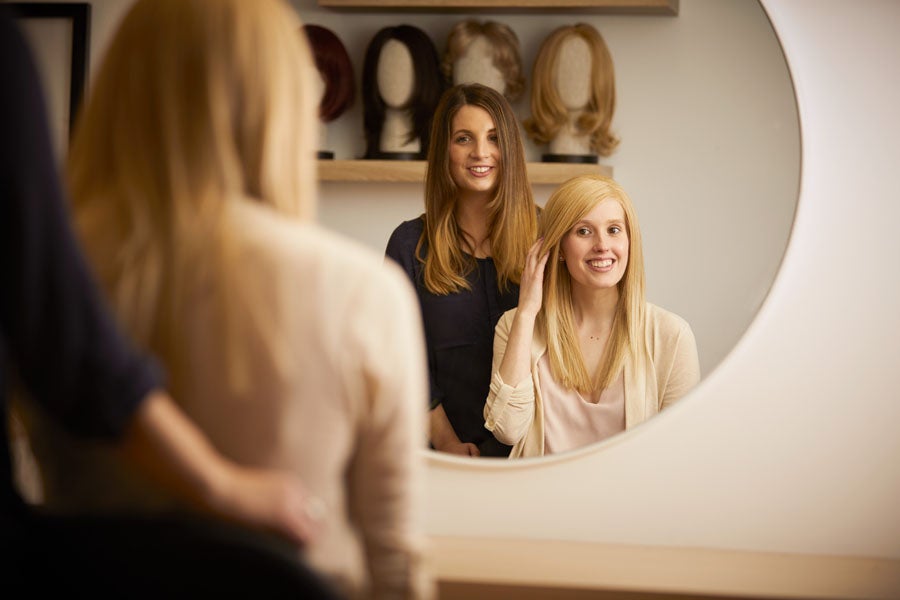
[429, 405, 479, 456]
[120, 391, 321, 546]
[483, 240, 548, 445]
[658, 320, 701, 409]
[497, 240, 547, 387]
[348, 263, 434, 599]
[385, 220, 473, 455]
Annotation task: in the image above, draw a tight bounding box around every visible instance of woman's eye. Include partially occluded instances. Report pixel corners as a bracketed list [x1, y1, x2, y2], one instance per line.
[576, 227, 592, 236]
[454, 135, 471, 144]
[488, 134, 499, 144]
[609, 226, 622, 234]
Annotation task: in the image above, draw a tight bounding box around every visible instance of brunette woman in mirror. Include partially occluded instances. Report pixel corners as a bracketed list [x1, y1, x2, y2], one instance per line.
[441, 19, 525, 104]
[303, 24, 355, 160]
[18, 0, 433, 597]
[385, 84, 538, 458]
[484, 175, 700, 458]
[362, 25, 444, 160]
[524, 24, 619, 164]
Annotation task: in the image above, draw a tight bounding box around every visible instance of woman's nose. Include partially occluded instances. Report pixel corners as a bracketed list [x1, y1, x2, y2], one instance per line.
[470, 138, 489, 158]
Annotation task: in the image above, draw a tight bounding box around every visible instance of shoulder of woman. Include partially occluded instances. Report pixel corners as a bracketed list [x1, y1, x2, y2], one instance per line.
[228, 203, 388, 274]
[386, 215, 425, 251]
[644, 302, 693, 336]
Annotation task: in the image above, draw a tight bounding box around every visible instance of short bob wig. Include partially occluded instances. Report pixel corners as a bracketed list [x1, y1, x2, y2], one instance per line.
[524, 23, 619, 157]
[303, 24, 355, 122]
[362, 24, 444, 159]
[441, 19, 525, 102]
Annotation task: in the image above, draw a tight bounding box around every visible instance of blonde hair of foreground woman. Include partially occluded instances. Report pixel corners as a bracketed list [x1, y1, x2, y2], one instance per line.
[63, 0, 432, 597]
[68, 0, 316, 392]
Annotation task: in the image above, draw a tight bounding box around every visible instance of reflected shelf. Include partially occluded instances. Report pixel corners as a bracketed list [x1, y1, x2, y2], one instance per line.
[317, 0, 678, 14]
[317, 160, 613, 184]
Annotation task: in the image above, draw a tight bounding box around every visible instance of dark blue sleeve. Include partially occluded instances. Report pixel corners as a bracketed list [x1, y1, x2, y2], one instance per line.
[384, 218, 422, 281]
[0, 10, 163, 439]
[384, 217, 444, 410]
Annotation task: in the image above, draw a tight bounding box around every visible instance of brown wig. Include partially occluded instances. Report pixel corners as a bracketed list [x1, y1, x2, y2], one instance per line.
[303, 24, 355, 122]
[441, 19, 525, 102]
[362, 25, 445, 159]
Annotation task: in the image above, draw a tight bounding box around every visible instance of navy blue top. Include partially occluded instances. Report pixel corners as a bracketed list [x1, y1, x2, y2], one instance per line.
[0, 9, 162, 514]
[385, 217, 515, 457]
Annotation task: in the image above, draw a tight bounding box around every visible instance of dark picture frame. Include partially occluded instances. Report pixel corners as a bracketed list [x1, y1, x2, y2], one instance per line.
[10, 2, 90, 149]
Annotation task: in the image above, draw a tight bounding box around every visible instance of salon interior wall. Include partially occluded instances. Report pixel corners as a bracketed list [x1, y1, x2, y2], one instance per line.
[21, 0, 900, 571]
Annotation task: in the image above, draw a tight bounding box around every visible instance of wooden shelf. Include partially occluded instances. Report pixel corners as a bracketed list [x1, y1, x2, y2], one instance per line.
[317, 160, 612, 184]
[317, 0, 678, 14]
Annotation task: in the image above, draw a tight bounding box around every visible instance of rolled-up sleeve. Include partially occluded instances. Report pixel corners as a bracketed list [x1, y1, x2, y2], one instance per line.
[482, 310, 535, 445]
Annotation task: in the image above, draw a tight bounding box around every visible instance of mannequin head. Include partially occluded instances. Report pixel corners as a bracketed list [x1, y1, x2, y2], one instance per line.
[524, 23, 619, 157]
[303, 24, 354, 123]
[362, 25, 444, 159]
[442, 20, 525, 102]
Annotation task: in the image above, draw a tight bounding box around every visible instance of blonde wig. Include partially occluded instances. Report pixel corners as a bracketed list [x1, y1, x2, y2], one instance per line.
[67, 0, 319, 393]
[441, 20, 526, 102]
[419, 83, 537, 295]
[537, 175, 646, 393]
[524, 24, 619, 157]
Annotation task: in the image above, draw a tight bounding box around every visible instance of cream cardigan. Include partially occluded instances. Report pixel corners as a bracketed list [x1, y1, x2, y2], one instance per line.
[483, 303, 700, 458]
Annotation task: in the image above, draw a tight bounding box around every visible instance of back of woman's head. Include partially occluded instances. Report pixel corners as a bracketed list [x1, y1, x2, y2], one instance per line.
[69, 0, 318, 223]
[67, 0, 319, 385]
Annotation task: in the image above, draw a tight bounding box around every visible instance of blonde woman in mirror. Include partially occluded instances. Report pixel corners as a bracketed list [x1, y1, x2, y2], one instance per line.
[25, 0, 433, 597]
[524, 24, 619, 162]
[441, 19, 525, 103]
[484, 175, 700, 458]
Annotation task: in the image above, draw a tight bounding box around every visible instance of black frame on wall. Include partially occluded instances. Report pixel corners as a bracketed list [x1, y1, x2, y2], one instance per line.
[10, 2, 91, 139]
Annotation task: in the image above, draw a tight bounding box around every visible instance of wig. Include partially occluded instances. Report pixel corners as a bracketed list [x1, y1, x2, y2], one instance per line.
[303, 24, 355, 122]
[418, 83, 537, 295]
[68, 0, 319, 392]
[362, 24, 444, 159]
[441, 19, 525, 102]
[536, 175, 646, 393]
[524, 23, 619, 157]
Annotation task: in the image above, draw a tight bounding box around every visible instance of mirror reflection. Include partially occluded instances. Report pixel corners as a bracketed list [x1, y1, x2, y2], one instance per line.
[315, 0, 801, 459]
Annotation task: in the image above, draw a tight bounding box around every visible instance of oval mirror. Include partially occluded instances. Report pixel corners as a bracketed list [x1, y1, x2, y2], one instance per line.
[314, 0, 800, 459]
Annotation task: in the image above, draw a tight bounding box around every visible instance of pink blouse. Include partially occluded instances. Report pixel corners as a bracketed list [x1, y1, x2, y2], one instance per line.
[539, 354, 625, 454]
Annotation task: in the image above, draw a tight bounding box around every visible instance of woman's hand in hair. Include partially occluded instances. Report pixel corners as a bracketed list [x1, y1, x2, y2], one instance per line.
[517, 238, 549, 320]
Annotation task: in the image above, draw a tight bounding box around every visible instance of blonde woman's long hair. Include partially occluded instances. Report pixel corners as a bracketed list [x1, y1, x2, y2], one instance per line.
[537, 175, 645, 392]
[524, 24, 619, 157]
[420, 83, 537, 295]
[67, 0, 319, 393]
